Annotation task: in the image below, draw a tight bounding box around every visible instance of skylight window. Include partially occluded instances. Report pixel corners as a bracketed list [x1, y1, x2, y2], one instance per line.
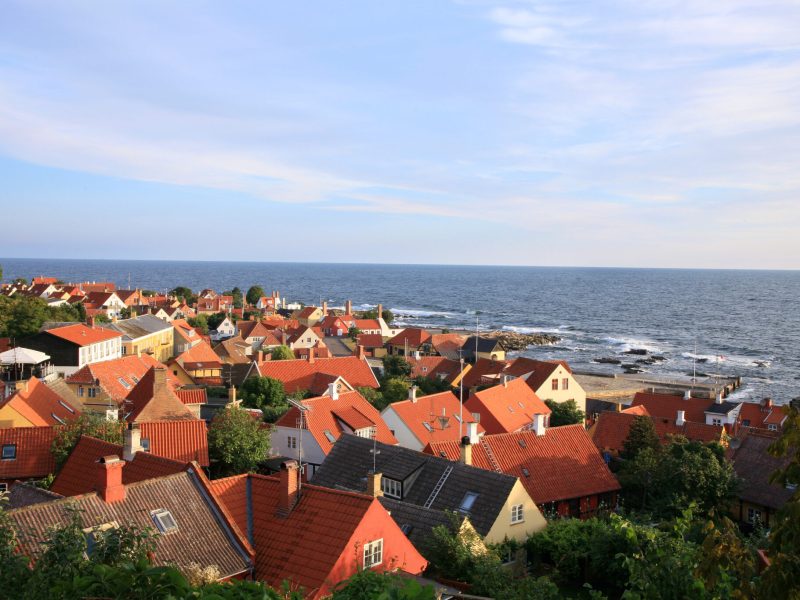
[507, 406, 514, 413]
[151, 509, 178, 534]
[522, 467, 530, 477]
[422, 422, 434, 432]
[459, 492, 479, 513]
[118, 377, 131, 389]
[51, 413, 66, 424]
[141, 438, 151, 452]
[59, 400, 76, 414]
[1, 444, 16, 460]
[453, 414, 462, 422]
[518, 439, 527, 448]
[324, 430, 337, 443]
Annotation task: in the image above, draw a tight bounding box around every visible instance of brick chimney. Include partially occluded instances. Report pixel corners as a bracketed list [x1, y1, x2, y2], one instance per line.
[87, 316, 96, 327]
[277, 460, 300, 517]
[533, 413, 546, 436]
[346, 300, 353, 315]
[96, 455, 126, 503]
[123, 423, 143, 461]
[355, 344, 365, 359]
[153, 366, 167, 390]
[257, 350, 264, 363]
[377, 304, 383, 320]
[367, 472, 383, 497]
[322, 301, 328, 315]
[683, 389, 692, 400]
[460, 435, 472, 466]
[308, 347, 315, 364]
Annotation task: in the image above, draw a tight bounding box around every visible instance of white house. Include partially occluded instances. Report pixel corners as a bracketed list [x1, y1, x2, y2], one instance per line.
[209, 317, 237, 342]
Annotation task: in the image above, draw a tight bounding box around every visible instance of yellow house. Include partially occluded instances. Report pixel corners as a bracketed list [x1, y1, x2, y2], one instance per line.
[0, 378, 81, 428]
[294, 306, 325, 327]
[503, 358, 586, 413]
[103, 314, 175, 363]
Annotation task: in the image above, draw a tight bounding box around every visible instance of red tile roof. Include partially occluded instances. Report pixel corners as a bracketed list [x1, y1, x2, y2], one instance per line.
[140, 420, 209, 465]
[427, 425, 620, 504]
[356, 333, 384, 349]
[210, 474, 425, 597]
[175, 388, 207, 405]
[464, 378, 551, 435]
[176, 340, 222, 366]
[386, 328, 431, 348]
[275, 391, 397, 454]
[407, 356, 462, 383]
[256, 356, 380, 394]
[385, 391, 485, 445]
[124, 367, 197, 422]
[45, 323, 123, 347]
[506, 358, 572, 391]
[630, 392, 712, 423]
[66, 355, 177, 405]
[0, 377, 80, 427]
[460, 357, 507, 388]
[621, 405, 650, 416]
[0, 426, 56, 480]
[237, 320, 272, 341]
[50, 435, 187, 497]
[353, 319, 381, 330]
[591, 411, 725, 454]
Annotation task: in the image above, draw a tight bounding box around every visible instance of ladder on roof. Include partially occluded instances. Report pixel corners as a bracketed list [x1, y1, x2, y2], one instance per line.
[424, 466, 454, 508]
[481, 440, 502, 473]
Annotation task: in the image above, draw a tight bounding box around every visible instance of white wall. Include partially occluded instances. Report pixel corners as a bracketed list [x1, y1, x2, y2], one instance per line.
[381, 406, 423, 451]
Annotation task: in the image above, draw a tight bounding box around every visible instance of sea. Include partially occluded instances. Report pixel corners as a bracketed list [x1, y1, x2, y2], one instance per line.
[2, 258, 798, 404]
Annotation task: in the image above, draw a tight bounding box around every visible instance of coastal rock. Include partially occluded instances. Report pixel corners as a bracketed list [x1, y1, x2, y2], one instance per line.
[595, 357, 622, 365]
[624, 349, 649, 356]
[483, 330, 560, 351]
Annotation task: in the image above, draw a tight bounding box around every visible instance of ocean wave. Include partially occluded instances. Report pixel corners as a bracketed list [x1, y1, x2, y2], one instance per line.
[502, 325, 576, 335]
[604, 336, 665, 354]
[391, 307, 459, 319]
[680, 352, 771, 368]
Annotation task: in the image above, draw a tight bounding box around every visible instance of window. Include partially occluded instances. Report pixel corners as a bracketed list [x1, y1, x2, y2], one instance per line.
[711, 418, 722, 426]
[51, 413, 66, 424]
[551, 378, 559, 391]
[0, 483, 7, 492]
[422, 366, 428, 372]
[459, 492, 479, 513]
[522, 467, 530, 477]
[422, 422, 434, 432]
[562, 378, 569, 390]
[324, 430, 337, 443]
[355, 427, 375, 439]
[151, 509, 178, 533]
[768, 424, 778, 432]
[363, 539, 383, 568]
[747, 507, 762, 524]
[78, 386, 84, 398]
[88, 387, 97, 398]
[2, 444, 16, 460]
[141, 438, 151, 452]
[381, 478, 402, 499]
[59, 401, 76, 414]
[287, 436, 297, 449]
[118, 377, 131, 390]
[511, 504, 524, 524]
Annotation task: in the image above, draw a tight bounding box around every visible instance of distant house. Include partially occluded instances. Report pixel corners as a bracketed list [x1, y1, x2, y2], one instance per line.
[0, 426, 56, 491]
[319, 315, 351, 337]
[210, 462, 427, 598]
[294, 306, 325, 327]
[631, 391, 742, 431]
[213, 337, 252, 365]
[102, 314, 175, 363]
[286, 325, 325, 350]
[738, 398, 787, 432]
[313, 434, 546, 545]
[196, 295, 234, 315]
[170, 341, 224, 386]
[235, 320, 276, 350]
[427, 424, 621, 519]
[171, 318, 203, 356]
[22, 323, 123, 375]
[355, 333, 386, 358]
[385, 328, 432, 357]
[590, 407, 726, 457]
[460, 336, 505, 363]
[83, 291, 127, 319]
[728, 428, 795, 529]
[254, 355, 380, 395]
[0, 377, 80, 428]
[209, 317, 236, 342]
[0, 347, 57, 399]
[353, 319, 382, 335]
[272, 388, 396, 475]
[406, 356, 468, 387]
[381, 389, 485, 451]
[464, 378, 551, 435]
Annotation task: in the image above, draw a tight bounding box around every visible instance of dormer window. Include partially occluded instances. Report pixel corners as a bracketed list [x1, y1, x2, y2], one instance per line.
[324, 430, 337, 443]
[141, 438, 151, 452]
[381, 478, 402, 499]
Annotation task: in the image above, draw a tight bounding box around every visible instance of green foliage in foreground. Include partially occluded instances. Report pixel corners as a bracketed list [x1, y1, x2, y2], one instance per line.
[208, 406, 271, 477]
[52, 412, 124, 470]
[544, 399, 586, 427]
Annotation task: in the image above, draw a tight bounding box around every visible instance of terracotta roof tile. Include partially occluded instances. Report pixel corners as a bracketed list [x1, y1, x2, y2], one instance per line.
[384, 391, 484, 446]
[140, 421, 209, 465]
[256, 356, 379, 394]
[387, 328, 431, 348]
[591, 411, 725, 454]
[464, 378, 550, 435]
[124, 367, 197, 422]
[0, 426, 56, 480]
[0, 377, 80, 427]
[45, 323, 123, 347]
[175, 388, 207, 405]
[407, 356, 463, 383]
[66, 355, 177, 405]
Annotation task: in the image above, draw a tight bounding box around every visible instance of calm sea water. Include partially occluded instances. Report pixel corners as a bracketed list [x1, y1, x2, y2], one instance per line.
[2, 258, 798, 403]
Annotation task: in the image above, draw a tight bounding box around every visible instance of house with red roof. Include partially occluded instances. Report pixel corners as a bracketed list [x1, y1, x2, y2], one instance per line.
[236, 320, 276, 350]
[286, 325, 325, 350]
[738, 398, 787, 432]
[355, 333, 386, 358]
[210, 461, 426, 598]
[429, 333, 467, 360]
[631, 390, 743, 431]
[273, 388, 396, 475]
[464, 378, 551, 435]
[83, 291, 126, 319]
[353, 319, 382, 335]
[172, 318, 203, 355]
[318, 315, 352, 337]
[0, 426, 56, 491]
[22, 323, 123, 375]
[255, 355, 380, 395]
[381, 389, 485, 451]
[386, 328, 432, 357]
[294, 306, 325, 327]
[590, 409, 726, 457]
[196, 295, 234, 314]
[169, 340, 223, 386]
[406, 356, 468, 387]
[65, 354, 177, 417]
[426, 424, 620, 519]
[0, 377, 80, 428]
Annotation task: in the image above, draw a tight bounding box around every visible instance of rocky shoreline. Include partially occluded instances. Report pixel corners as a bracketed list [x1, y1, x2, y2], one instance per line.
[474, 330, 560, 351]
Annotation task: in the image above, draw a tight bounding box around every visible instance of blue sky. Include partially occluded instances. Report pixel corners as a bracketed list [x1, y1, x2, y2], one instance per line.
[1, 0, 799, 268]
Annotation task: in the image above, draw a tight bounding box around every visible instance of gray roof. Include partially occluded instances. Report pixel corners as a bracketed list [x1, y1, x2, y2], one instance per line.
[461, 336, 503, 359]
[379, 497, 457, 555]
[729, 430, 795, 510]
[705, 401, 739, 415]
[311, 434, 517, 536]
[103, 314, 173, 341]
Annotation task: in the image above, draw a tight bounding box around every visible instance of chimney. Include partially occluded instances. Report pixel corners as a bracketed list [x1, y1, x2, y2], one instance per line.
[413, 350, 421, 360]
[281, 330, 288, 346]
[715, 392, 723, 404]
[257, 350, 264, 363]
[460, 435, 472, 466]
[153, 366, 167, 390]
[408, 385, 418, 403]
[308, 347, 315, 364]
[676, 410, 686, 427]
[502, 374, 510, 387]
[763, 397, 773, 410]
[328, 382, 339, 400]
[377, 304, 383, 320]
[533, 413, 546, 436]
[683, 389, 692, 400]
[123, 423, 143, 461]
[278, 460, 300, 516]
[346, 300, 353, 315]
[322, 301, 328, 314]
[87, 316, 96, 327]
[228, 385, 237, 404]
[467, 421, 479, 444]
[355, 344, 365, 359]
[367, 472, 383, 498]
[96, 455, 126, 503]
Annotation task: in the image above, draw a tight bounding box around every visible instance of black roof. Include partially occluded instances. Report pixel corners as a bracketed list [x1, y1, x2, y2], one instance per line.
[311, 434, 517, 536]
[379, 497, 457, 555]
[461, 336, 503, 359]
[705, 401, 739, 415]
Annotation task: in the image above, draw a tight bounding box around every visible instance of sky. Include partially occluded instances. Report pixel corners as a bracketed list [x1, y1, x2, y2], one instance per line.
[1, 0, 799, 269]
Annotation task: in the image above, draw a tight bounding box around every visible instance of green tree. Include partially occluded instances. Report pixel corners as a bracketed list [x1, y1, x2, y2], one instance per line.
[51, 413, 124, 469]
[5, 296, 49, 339]
[383, 355, 412, 379]
[223, 287, 243, 309]
[331, 568, 436, 599]
[381, 378, 410, 404]
[412, 375, 451, 396]
[170, 286, 195, 304]
[187, 313, 208, 334]
[208, 406, 271, 477]
[621, 415, 660, 459]
[269, 345, 294, 360]
[357, 386, 387, 411]
[544, 399, 586, 427]
[240, 376, 285, 412]
[348, 326, 361, 341]
[206, 312, 227, 331]
[246, 285, 265, 306]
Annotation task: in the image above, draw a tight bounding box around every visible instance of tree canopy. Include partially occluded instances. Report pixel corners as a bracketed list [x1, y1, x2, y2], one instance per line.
[544, 399, 585, 427]
[51, 413, 124, 469]
[0, 295, 84, 339]
[621, 415, 660, 459]
[383, 354, 412, 379]
[170, 286, 195, 304]
[269, 345, 294, 360]
[239, 376, 285, 412]
[246, 285, 265, 306]
[208, 406, 271, 477]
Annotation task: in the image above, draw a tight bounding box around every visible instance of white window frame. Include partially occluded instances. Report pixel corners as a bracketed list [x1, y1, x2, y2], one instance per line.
[363, 539, 383, 568]
[288, 435, 297, 449]
[511, 504, 524, 524]
[747, 507, 762, 524]
[381, 478, 402, 499]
